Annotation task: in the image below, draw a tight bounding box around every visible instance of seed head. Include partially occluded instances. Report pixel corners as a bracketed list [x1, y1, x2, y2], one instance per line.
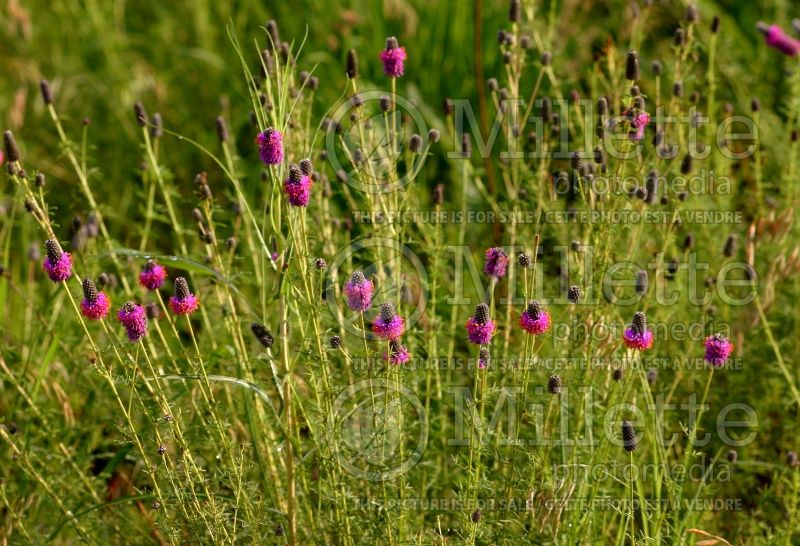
[471, 508, 482, 523]
[150, 113, 163, 138]
[625, 50, 640, 81]
[651, 60, 662, 75]
[726, 449, 737, 463]
[45, 239, 63, 264]
[379, 302, 396, 323]
[288, 164, 303, 184]
[428, 129, 440, 143]
[216, 116, 229, 142]
[409, 134, 422, 153]
[723, 234, 737, 257]
[622, 421, 637, 452]
[432, 184, 444, 205]
[346, 48, 359, 79]
[509, 0, 521, 23]
[250, 323, 274, 348]
[134, 101, 148, 127]
[597, 97, 608, 116]
[680, 153, 693, 175]
[174, 277, 190, 300]
[82, 278, 98, 304]
[685, 4, 699, 23]
[635, 270, 648, 294]
[517, 252, 531, 268]
[567, 285, 581, 304]
[3, 131, 20, 163]
[300, 158, 313, 176]
[711, 16, 721, 34]
[314, 257, 327, 270]
[548, 375, 562, 394]
[787, 451, 799, 467]
[674, 28, 685, 47]
[40, 79, 53, 105]
[266, 20, 280, 45]
[570, 152, 582, 171]
[145, 302, 160, 320]
[631, 311, 647, 335]
[329, 335, 342, 349]
[526, 300, 541, 320]
[474, 303, 490, 325]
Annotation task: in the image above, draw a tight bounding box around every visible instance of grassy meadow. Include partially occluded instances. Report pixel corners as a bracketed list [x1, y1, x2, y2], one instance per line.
[1, 0, 800, 543]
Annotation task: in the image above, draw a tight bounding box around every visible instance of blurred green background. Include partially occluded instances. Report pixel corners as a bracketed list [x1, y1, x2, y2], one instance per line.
[2, 0, 797, 224]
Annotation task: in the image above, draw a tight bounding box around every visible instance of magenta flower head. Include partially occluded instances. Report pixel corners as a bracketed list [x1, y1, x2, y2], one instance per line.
[704, 334, 734, 367]
[343, 271, 373, 312]
[284, 164, 312, 207]
[466, 303, 496, 345]
[484, 247, 509, 278]
[139, 260, 167, 291]
[622, 311, 654, 351]
[631, 112, 650, 141]
[80, 278, 111, 320]
[256, 127, 284, 165]
[519, 300, 551, 335]
[118, 301, 148, 342]
[372, 302, 406, 340]
[42, 239, 73, 282]
[168, 277, 199, 315]
[758, 22, 800, 57]
[380, 37, 407, 78]
[385, 340, 410, 365]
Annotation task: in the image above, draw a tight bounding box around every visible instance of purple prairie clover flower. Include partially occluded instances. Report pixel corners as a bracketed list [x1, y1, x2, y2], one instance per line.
[80, 278, 111, 320]
[284, 164, 312, 207]
[372, 302, 405, 341]
[379, 37, 407, 77]
[622, 311, 654, 351]
[42, 240, 73, 282]
[758, 22, 800, 56]
[139, 260, 167, 290]
[343, 271, 373, 312]
[519, 300, 551, 335]
[631, 112, 650, 141]
[168, 277, 199, 315]
[256, 128, 284, 165]
[118, 302, 148, 342]
[466, 303, 496, 345]
[704, 334, 734, 367]
[483, 247, 509, 278]
[384, 340, 410, 365]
